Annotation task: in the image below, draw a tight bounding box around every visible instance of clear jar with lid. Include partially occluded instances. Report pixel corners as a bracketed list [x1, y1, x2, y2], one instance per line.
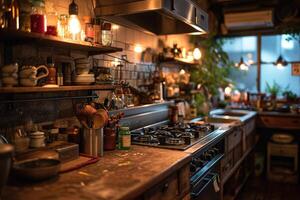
[101, 22, 112, 46]
[30, 0, 46, 33]
[118, 126, 130, 150]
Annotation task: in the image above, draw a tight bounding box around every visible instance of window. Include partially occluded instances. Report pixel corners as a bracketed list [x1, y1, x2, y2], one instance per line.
[223, 36, 258, 92]
[261, 35, 300, 96]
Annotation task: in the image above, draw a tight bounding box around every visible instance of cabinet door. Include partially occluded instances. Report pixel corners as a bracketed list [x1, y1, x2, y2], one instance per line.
[227, 129, 242, 152]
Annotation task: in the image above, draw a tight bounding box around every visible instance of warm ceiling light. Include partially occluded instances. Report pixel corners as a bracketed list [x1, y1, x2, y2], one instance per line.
[273, 55, 288, 69]
[68, 0, 81, 39]
[134, 44, 143, 53]
[193, 47, 202, 60]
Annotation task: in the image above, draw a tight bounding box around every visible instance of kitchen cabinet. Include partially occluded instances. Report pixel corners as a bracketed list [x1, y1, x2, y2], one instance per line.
[220, 118, 256, 200]
[144, 164, 190, 200]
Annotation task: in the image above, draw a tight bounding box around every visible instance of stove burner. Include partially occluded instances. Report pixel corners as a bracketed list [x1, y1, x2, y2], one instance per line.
[131, 123, 215, 149]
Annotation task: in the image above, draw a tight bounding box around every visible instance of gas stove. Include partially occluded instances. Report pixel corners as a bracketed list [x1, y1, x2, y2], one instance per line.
[131, 123, 216, 150]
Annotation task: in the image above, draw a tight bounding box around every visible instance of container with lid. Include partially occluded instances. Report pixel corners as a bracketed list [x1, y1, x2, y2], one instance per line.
[29, 131, 45, 148]
[83, 16, 94, 42]
[30, 0, 46, 33]
[101, 22, 112, 46]
[118, 126, 130, 150]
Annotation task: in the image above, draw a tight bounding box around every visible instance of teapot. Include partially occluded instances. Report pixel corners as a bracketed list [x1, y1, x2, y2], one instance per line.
[19, 65, 49, 87]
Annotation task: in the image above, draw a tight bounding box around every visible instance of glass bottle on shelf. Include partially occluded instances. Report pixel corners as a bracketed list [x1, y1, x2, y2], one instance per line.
[101, 22, 112, 46]
[30, 0, 46, 34]
[2, 0, 19, 30]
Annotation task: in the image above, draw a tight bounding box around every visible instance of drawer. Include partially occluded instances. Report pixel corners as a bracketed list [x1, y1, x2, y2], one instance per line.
[221, 150, 234, 178]
[144, 173, 179, 200]
[227, 129, 242, 152]
[257, 116, 300, 130]
[268, 142, 298, 157]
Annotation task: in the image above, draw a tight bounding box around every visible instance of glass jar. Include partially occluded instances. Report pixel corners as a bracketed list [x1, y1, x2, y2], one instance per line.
[118, 126, 130, 150]
[57, 14, 69, 38]
[46, 12, 57, 36]
[30, 0, 46, 33]
[101, 22, 112, 46]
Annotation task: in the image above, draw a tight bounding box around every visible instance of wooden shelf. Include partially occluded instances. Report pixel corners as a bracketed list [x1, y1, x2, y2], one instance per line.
[0, 84, 116, 94]
[0, 29, 122, 55]
[160, 57, 198, 66]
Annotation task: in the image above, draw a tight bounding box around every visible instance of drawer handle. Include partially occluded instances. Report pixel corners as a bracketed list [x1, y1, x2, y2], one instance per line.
[162, 183, 169, 193]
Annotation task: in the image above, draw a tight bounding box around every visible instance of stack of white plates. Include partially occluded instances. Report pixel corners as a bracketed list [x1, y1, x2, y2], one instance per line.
[74, 58, 95, 85]
[73, 74, 95, 85]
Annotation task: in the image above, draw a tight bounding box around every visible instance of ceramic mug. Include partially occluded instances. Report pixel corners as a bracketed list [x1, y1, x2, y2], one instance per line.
[19, 65, 49, 87]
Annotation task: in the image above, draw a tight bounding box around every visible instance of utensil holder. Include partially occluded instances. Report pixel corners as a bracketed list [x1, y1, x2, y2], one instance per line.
[83, 128, 103, 157]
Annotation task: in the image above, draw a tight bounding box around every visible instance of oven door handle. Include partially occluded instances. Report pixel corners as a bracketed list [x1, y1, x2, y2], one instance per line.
[191, 173, 217, 197]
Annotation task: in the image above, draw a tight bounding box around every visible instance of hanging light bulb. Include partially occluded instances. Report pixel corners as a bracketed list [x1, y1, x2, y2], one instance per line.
[273, 55, 288, 69]
[237, 57, 249, 71]
[68, 0, 81, 40]
[193, 47, 202, 60]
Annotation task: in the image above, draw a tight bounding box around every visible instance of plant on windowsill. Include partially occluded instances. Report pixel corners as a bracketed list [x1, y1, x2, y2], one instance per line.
[265, 81, 281, 100]
[189, 34, 234, 115]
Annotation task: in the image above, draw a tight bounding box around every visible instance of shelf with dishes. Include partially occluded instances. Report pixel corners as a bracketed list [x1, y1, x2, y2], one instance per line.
[0, 29, 122, 55]
[0, 84, 116, 94]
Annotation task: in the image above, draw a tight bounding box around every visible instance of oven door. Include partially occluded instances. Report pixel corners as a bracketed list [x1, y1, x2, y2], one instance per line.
[191, 173, 220, 200]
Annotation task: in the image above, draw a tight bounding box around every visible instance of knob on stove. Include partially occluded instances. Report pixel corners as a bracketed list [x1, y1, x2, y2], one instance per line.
[190, 163, 197, 173]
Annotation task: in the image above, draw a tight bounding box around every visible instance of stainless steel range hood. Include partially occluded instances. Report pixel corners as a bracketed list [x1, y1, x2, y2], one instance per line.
[95, 0, 208, 35]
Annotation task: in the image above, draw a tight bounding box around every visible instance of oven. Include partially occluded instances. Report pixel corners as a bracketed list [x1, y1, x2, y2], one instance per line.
[189, 136, 224, 200]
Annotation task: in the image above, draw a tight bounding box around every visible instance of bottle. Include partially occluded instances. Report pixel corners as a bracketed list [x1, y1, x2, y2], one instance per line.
[30, 0, 46, 33]
[93, 18, 101, 44]
[57, 65, 63, 86]
[46, 56, 57, 84]
[3, 0, 19, 30]
[190, 95, 197, 119]
[46, 11, 58, 36]
[101, 22, 112, 46]
[118, 126, 130, 150]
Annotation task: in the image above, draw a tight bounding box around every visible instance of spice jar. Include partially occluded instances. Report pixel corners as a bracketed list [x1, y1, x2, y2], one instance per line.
[118, 126, 130, 150]
[29, 131, 45, 148]
[101, 22, 112, 46]
[30, 0, 46, 34]
[83, 16, 94, 42]
[104, 126, 116, 150]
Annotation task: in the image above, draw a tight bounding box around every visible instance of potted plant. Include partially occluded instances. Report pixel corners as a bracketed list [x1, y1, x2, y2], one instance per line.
[190, 34, 234, 115]
[265, 81, 281, 100]
[282, 89, 298, 102]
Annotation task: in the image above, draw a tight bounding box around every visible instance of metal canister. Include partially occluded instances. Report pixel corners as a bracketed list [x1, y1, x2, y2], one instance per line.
[0, 144, 14, 197]
[83, 128, 103, 157]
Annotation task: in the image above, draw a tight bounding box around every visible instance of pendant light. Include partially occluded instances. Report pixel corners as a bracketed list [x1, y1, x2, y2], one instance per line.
[237, 57, 249, 71]
[274, 35, 288, 69]
[68, 0, 81, 40]
[236, 38, 249, 71]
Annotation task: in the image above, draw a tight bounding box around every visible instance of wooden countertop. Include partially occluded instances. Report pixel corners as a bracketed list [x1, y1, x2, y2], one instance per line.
[3, 145, 191, 200]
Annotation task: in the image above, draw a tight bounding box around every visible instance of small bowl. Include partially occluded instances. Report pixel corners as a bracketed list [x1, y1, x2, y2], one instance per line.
[13, 158, 61, 181]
